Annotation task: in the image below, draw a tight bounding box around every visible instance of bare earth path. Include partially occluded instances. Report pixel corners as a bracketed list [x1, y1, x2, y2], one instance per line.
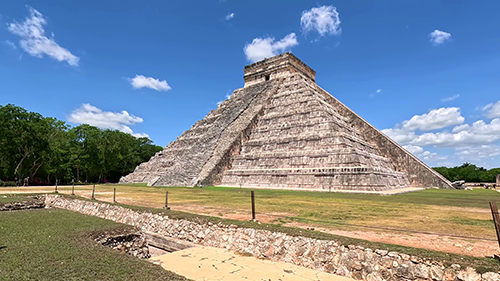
[1, 185, 497, 258]
[150, 246, 353, 281]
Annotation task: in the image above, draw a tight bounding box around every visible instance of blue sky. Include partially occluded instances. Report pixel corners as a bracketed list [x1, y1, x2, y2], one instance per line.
[1, 1, 499, 168]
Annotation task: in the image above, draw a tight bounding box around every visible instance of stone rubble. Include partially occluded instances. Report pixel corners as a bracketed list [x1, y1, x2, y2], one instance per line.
[0, 196, 45, 211]
[94, 232, 150, 259]
[45, 195, 499, 281]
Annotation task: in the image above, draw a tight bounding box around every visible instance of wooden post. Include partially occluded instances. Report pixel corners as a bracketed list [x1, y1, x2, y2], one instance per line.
[91, 184, 95, 200]
[251, 190, 256, 221]
[164, 191, 170, 210]
[54, 179, 58, 193]
[71, 183, 75, 195]
[113, 187, 117, 204]
[489, 201, 500, 252]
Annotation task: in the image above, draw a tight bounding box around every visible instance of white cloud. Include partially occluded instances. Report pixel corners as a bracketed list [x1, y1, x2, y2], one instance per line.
[429, 30, 451, 45]
[129, 75, 171, 92]
[456, 145, 500, 161]
[384, 118, 500, 148]
[370, 89, 381, 98]
[244, 33, 298, 63]
[483, 100, 500, 119]
[403, 145, 447, 162]
[7, 6, 79, 66]
[225, 13, 234, 20]
[301, 6, 341, 37]
[401, 107, 465, 131]
[411, 130, 499, 147]
[382, 128, 418, 144]
[451, 118, 500, 134]
[441, 94, 459, 102]
[4, 40, 17, 49]
[382, 104, 500, 160]
[68, 104, 149, 138]
[403, 145, 424, 155]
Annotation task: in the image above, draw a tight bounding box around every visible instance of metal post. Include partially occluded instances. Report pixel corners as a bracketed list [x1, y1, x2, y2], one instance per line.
[251, 190, 256, 221]
[164, 191, 170, 210]
[91, 184, 95, 200]
[71, 183, 75, 195]
[113, 188, 117, 204]
[55, 179, 58, 193]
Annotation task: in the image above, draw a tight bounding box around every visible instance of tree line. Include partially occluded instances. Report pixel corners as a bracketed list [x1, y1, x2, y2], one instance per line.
[433, 163, 500, 183]
[0, 104, 162, 185]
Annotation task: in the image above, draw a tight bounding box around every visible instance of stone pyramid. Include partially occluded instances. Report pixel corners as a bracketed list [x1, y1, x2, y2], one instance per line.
[120, 53, 451, 191]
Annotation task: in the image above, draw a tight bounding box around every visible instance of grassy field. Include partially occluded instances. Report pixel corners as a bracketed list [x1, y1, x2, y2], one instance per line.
[0, 207, 188, 281]
[2, 184, 499, 240]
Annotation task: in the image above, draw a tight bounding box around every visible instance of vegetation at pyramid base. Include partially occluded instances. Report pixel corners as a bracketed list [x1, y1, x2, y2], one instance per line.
[0, 104, 162, 185]
[433, 163, 500, 183]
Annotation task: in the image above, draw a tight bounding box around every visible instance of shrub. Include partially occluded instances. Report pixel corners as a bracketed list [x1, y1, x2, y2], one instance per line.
[0, 181, 17, 187]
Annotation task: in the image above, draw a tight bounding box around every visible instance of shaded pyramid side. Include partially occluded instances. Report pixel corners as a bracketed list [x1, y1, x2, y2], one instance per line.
[220, 72, 411, 191]
[119, 79, 283, 186]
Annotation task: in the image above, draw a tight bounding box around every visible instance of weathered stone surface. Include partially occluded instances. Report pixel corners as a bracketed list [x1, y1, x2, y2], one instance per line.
[414, 263, 430, 279]
[45, 195, 496, 281]
[451, 181, 466, 189]
[0, 197, 45, 211]
[94, 232, 150, 259]
[430, 265, 444, 281]
[457, 267, 481, 281]
[120, 52, 452, 191]
[482, 272, 500, 281]
[367, 272, 383, 281]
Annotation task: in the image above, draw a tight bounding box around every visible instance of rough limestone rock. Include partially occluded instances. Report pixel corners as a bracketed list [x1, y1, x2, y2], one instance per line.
[451, 180, 466, 189]
[120, 53, 452, 191]
[457, 267, 482, 281]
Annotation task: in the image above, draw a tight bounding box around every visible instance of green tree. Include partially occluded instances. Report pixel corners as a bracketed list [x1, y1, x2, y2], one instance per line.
[0, 104, 162, 185]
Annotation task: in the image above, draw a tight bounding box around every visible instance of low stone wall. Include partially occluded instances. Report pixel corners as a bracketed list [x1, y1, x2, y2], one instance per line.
[0, 197, 45, 211]
[44, 195, 498, 281]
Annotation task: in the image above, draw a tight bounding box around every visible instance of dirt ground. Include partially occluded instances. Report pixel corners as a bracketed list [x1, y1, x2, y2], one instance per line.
[216, 210, 498, 258]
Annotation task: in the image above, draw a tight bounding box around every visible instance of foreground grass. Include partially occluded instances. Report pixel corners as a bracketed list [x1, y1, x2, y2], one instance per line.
[2, 185, 499, 239]
[0, 208, 188, 281]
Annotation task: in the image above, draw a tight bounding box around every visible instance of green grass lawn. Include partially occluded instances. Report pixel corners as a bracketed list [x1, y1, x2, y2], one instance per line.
[0, 208, 189, 281]
[0, 194, 37, 203]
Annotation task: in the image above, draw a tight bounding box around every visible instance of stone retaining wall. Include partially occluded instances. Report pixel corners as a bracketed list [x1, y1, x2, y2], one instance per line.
[44, 195, 498, 281]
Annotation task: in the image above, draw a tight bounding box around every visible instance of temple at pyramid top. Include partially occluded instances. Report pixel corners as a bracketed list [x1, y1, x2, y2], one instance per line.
[244, 53, 316, 87]
[120, 53, 452, 192]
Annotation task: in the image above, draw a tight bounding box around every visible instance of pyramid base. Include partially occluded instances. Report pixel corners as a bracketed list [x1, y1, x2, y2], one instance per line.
[217, 184, 425, 195]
